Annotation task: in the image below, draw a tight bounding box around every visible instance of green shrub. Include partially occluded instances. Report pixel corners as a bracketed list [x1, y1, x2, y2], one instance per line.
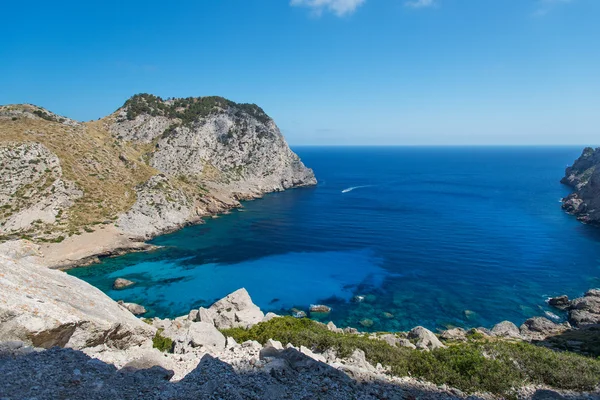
[221, 317, 600, 397]
[152, 329, 174, 353]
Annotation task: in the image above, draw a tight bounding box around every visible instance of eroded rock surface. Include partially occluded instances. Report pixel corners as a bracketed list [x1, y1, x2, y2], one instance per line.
[0, 241, 154, 350]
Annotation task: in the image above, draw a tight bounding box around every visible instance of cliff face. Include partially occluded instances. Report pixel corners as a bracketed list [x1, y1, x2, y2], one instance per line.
[0, 95, 316, 244]
[561, 147, 600, 224]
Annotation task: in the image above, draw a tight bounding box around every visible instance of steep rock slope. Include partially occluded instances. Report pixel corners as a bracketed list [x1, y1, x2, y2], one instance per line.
[0, 240, 155, 349]
[0, 96, 315, 246]
[561, 147, 600, 224]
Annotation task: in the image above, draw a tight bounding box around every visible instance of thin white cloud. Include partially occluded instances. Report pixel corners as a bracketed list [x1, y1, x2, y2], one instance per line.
[404, 0, 436, 8]
[534, 0, 575, 16]
[290, 0, 366, 17]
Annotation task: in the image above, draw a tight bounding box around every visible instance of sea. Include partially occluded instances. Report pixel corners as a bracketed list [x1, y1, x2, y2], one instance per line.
[69, 146, 600, 332]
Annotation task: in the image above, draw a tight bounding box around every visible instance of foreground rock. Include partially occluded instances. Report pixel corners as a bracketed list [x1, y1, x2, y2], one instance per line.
[519, 317, 569, 341]
[408, 326, 445, 350]
[0, 241, 154, 350]
[195, 288, 264, 329]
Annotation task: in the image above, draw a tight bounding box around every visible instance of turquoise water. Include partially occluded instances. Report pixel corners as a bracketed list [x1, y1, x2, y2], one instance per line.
[70, 147, 600, 332]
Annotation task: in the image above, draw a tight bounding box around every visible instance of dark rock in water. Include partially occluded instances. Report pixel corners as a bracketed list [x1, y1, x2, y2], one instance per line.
[291, 308, 307, 318]
[117, 301, 147, 315]
[113, 278, 135, 290]
[309, 304, 331, 314]
[548, 295, 570, 309]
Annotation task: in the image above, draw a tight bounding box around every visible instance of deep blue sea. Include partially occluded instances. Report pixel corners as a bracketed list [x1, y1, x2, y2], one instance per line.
[70, 147, 600, 332]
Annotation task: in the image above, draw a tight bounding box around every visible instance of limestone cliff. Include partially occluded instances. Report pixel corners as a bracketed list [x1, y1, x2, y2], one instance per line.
[561, 147, 600, 224]
[0, 96, 315, 249]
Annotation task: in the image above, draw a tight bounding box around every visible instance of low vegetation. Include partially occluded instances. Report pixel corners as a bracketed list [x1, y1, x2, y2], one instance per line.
[222, 317, 600, 398]
[123, 93, 270, 125]
[152, 329, 174, 353]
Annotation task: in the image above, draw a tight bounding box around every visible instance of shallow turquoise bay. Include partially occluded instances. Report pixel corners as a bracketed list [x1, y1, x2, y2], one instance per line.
[70, 147, 600, 332]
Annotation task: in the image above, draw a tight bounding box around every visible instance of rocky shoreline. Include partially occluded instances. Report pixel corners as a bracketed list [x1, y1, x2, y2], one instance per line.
[561, 147, 600, 225]
[1, 240, 599, 399]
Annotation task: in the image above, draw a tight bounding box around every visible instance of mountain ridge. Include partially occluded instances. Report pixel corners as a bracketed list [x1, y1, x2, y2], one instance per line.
[0, 95, 316, 267]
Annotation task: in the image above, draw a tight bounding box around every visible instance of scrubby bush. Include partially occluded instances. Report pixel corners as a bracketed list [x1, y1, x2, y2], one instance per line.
[221, 317, 600, 397]
[152, 329, 174, 353]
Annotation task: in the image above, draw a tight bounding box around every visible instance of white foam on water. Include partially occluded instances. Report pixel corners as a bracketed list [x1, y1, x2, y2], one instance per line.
[342, 185, 373, 193]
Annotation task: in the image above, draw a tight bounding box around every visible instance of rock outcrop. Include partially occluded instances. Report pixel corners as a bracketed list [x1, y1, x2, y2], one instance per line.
[0, 96, 315, 265]
[561, 147, 600, 224]
[0, 241, 155, 349]
[549, 289, 600, 328]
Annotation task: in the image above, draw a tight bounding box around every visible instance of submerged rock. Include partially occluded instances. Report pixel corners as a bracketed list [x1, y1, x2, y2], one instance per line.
[113, 278, 135, 290]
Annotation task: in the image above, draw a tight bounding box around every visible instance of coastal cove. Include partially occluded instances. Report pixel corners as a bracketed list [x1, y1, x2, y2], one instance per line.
[70, 146, 600, 332]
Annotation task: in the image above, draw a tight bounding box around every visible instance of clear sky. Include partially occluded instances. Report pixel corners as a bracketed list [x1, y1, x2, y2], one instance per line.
[1, 0, 599, 145]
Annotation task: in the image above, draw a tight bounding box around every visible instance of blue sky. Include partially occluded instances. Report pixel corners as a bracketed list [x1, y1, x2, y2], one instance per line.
[1, 0, 599, 145]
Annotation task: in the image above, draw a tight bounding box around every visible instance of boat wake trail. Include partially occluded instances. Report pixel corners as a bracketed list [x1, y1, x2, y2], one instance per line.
[342, 185, 373, 193]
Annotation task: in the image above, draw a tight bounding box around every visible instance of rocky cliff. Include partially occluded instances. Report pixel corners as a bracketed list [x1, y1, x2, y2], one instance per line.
[561, 147, 600, 224]
[0, 96, 315, 265]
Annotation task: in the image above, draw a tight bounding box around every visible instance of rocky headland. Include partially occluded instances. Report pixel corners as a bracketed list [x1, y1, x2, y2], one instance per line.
[561, 147, 600, 224]
[1, 240, 599, 399]
[0, 95, 316, 268]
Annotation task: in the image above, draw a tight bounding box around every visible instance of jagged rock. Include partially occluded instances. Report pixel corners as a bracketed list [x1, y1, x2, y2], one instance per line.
[491, 321, 521, 338]
[440, 328, 467, 342]
[567, 290, 600, 327]
[187, 309, 199, 321]
[326, 321, 343, 333]
[186, 322, 226, 353]
[586, 289, 600, 297]
[208, 288, 264, 329]
[519, 317, 568, 341]
[548, 295, 570, 309]
[262, 312, 280, 322]
[397, 338, 417, 349]
[378, 333, 400, 347]
[117, 301, 147, 315]
[113, 278, 135, 290]
[120, 350, 175, 381]
[408, 326, 445, 350]
[259, 339, 284, 360]
[561, 147, 600, 223]
[343, 327, 359, 334]
[197, 307, 215, 324]
[0, 142, 82, 234]
[0, 241, 155, 350]
[299, 345, 327, 363]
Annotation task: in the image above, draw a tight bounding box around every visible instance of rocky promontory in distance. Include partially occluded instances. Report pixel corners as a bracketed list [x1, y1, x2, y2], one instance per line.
[561, 147, 600, 224]
[0, 95, 316, 268]
[1, 240, 599, 399]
